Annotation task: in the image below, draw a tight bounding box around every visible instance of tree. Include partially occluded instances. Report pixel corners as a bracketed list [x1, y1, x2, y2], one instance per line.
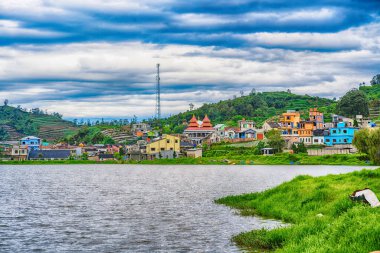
[173, 151, 177, 158]
[266, 129, 285, 153]
[370, 74, 380, 86]
[353, 119, 359, 127]
[119, 147, 126, 156]
[353, 128, 380, 165]
[3, 99, 8, 106]
[336, 89, 369, 117]
[353, 129, 370, 154]
[292, 142, 307, 154]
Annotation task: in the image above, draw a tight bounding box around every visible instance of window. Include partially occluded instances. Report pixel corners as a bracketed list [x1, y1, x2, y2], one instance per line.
[175, 140, 178, 143]
[332, 130, 336, 134]
[167, 140, 170, 143]
[151, 148, 156, 151]
[15, 150, 19, 154]
[344, 139, 347, 143]
[314, 139, 318, 143]
[326, 139, 330, 142]
[22, 142, 25, 145]
[161, 148, 165, 151]
[333, 139, 336, 143]
[343, 130, 347, 134]
[170, 148, 173, 150]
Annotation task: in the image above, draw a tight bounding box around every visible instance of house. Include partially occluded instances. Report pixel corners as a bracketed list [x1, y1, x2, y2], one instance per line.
[146, 134, 180, 158]
[180, 141, 195, 154]
[214, 124, 226, 142]
[20, 136, 41, 151]
[298, 121, 314, 145]
[186, 148, 202, 158]
[262, 121, 281, 132]
[280, 110, 301, 147]
[28, 150, 72, 160]
[332, 114, 354, 127]
[99, 154, 115, 161]
[132, 123, 151, 133]
[312, 129, 327, 145]
[324, 122, 358, 146]
[11, 145, 28, 160]
[224, 127, 239, 139]
[183, 115, 216, 145]
[309, 108, 324, 130]
[239, 129, 257, 139]
[238, 119, 256, 131]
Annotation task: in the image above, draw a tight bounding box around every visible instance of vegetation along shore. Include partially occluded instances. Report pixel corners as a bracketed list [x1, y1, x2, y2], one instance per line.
[216, 168, 380, 253]
[0, 153, 372, 166]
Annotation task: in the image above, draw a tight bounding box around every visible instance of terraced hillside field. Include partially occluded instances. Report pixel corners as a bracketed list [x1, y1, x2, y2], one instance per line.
[0, 106, 78, 141]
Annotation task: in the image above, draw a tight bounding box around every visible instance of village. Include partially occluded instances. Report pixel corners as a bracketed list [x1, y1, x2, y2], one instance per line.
[0, 107, 377, 162]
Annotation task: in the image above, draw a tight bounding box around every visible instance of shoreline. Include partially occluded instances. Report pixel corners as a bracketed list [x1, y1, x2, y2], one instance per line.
[0, 153, 372, 166]
[216, 168, 380, 252]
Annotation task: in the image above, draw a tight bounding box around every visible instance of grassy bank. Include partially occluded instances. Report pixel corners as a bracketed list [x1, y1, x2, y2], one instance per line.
[0, 153, 372, 165]
[216, 168, 380, 253]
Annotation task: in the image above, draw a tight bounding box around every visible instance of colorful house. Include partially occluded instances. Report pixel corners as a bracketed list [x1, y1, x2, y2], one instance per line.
[309, 108, 324, 130]
[20, 136, 41, 151]
[238, 119, 256, 131]
[146, 134, 180, 158]
[298, 121, 314, 144]
[324, 122, 358, 146]
[280, 110, 301, 146]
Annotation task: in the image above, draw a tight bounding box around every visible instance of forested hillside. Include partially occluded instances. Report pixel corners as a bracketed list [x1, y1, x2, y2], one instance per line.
[0, 105, 77, 141]
[158, 91, 336, 133]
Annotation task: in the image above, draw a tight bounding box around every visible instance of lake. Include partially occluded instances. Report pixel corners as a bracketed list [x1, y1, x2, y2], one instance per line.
[0, 165, 374, 252]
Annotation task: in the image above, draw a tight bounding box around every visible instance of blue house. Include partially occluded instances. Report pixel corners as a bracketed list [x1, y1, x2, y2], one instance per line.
[20, 136, 41, 151]
[324, 122, 358, 146]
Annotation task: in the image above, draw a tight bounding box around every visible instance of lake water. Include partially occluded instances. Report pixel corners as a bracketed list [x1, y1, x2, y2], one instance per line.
[0, 165, 375, 253]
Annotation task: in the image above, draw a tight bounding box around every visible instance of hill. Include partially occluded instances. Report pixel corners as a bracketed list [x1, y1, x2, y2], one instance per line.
[0, 105, 77, 141]
[159, 91, 336, 132]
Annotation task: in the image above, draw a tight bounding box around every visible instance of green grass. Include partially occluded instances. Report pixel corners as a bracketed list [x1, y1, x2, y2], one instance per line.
[0, 153, 371, 166]
[216, 168, 380, 253]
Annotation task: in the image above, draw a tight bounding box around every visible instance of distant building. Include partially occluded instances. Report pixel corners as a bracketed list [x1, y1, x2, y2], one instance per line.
[309, 108, 324, 130]
[132, 123, 151, 133]
[20, 136, 41, 151]
[312, 129, 327, 145]
[238, 119, 256, 131]
[28, 150, 73, 160]
[146, 134, 180, 158]
[324, 122, 358, 146]
[186, 148, 202, 158]
[280, 110, 301, 147]
[99, 154, 115, 161]
[183, 115, 216, 145]
[298, 121, 314, 145]
[11, 145, 28, 160]
[262, 121, 280, 132]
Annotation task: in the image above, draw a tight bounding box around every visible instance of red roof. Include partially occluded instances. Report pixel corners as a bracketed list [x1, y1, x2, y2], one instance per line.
[185, 114, 215, 131]
[188, 115, 199, 128]
[202, 115, 212, 128]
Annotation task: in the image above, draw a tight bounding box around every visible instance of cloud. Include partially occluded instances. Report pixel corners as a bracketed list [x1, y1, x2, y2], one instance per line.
[0, 1, 379, 119]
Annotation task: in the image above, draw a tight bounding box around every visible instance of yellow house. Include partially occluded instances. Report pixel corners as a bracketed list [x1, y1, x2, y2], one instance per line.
[146, 134, 180, 155]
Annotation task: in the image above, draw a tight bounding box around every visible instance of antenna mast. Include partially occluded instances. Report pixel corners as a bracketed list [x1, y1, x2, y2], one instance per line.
[156, 63, 161, 120]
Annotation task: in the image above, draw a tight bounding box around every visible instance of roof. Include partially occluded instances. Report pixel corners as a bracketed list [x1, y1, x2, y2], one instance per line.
[21, 136, 40, 140]
[99, 154, 114, 159]
[265, 121, 281, 128]
[29, 150, 71, 159]
[180, 141, 194, 147]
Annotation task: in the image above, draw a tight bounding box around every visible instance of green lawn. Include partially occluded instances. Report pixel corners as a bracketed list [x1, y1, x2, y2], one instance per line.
[216, 168, 380, 253]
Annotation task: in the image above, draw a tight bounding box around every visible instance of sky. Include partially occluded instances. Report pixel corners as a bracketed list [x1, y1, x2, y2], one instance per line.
[0, 0, 379, 119]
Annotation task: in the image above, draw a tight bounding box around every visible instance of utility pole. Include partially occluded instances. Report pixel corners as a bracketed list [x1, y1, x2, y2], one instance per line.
[156, 63, 161, 121]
